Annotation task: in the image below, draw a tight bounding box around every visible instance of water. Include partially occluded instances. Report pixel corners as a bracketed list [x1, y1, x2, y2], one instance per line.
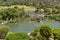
[8, 22, 60, 33]
[0, 22, 60, 33]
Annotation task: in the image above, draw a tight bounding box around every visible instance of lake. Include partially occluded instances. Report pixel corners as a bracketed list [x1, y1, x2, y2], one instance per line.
[0, 22, 60, 33]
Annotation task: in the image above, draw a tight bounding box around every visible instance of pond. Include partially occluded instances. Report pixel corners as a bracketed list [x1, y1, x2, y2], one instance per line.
[0, 22, 60, 33]
[8, 22, 60, 33]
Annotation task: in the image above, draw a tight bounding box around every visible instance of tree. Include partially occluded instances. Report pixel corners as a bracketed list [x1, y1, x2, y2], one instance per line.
[40, 24, 52, 40]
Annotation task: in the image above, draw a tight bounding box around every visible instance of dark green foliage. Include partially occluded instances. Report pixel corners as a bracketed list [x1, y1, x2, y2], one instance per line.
[31, 24, 53, 40]
[5, 32, 30, 40]
[40, 24, 52, 38]
[0, 7, 25, 21]
[31, 24, 60, 40]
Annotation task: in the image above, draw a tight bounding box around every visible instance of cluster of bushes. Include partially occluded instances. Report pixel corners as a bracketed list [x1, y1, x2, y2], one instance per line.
[36, 3, 60, 14]
[0, 2, 60, 22]
[0, 6, 26, 22]
[0, 0, 38, 6]
[35, 3, 60, 21]
[0, 0, 60, 6]
[31, 24, 60, 40]
[0, 24, 60, 40]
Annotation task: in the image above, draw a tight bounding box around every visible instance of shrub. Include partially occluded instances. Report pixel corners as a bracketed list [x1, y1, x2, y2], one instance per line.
[0, 26, 9, 39]
[53, 29, 60, 40]
[40, 24, 52, 40]
[31, 27, 45, 40]
[5, 32, 30, 40]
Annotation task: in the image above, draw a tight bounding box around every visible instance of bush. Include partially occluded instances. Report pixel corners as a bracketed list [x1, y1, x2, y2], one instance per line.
[5, 32, 30, 40]
[53, 29, 60, 40]
[0, 26, 9, 39]
[31, 27, 45, 40]
[40, 24, 52, 40]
